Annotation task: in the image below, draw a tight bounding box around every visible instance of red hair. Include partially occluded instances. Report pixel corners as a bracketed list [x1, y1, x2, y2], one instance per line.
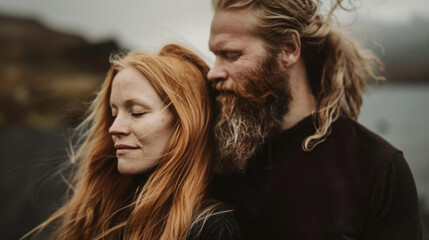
[24, 44, 216, 240]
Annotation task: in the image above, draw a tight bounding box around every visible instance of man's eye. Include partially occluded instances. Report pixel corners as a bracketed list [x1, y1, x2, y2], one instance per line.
[222, 52, 241, 61]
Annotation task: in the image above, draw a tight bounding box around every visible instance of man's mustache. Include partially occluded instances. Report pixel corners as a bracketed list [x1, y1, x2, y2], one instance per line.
[212, 80, 268, 103]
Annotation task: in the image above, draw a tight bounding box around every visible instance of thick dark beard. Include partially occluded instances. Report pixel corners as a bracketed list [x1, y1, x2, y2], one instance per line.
[213, 55, 291, 173]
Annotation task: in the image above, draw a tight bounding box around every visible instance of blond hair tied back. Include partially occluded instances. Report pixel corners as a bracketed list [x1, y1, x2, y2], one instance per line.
[213, 0, 385, 150]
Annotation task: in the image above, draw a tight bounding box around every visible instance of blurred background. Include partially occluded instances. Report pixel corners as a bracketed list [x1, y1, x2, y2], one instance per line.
[0, 0, 428, 239]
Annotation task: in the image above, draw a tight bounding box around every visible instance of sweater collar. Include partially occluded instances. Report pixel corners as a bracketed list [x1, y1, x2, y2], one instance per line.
[132, 167, 156, 187]
[274, 114, 316, 138]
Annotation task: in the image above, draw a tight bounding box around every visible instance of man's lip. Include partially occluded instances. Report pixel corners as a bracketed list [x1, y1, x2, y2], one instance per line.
[114, 144, 139, 150]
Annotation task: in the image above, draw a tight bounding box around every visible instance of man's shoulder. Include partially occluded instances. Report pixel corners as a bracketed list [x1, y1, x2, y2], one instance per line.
[330, 115, 401, 162]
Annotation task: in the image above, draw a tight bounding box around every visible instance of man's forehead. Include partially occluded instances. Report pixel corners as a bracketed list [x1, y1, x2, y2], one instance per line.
[209, 34, 236, 51]
[209, 8, 254, 50]
[210, 8, 252, 34]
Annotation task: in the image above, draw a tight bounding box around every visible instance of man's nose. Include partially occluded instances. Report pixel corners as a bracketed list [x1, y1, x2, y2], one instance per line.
[207, 59, 228, 82]
[108, 115, 130, 136]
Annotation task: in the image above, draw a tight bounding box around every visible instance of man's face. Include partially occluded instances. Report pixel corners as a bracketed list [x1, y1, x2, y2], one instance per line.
[208, 7, 268, 92]
[208, 8, 290, 173]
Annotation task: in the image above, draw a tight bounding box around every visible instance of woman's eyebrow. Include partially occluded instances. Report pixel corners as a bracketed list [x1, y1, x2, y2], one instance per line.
[109, 98, 146, 108]
[123, 98, 149, 108]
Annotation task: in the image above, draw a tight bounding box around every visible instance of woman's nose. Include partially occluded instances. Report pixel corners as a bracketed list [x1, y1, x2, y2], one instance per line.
[108, 115, 130, 136]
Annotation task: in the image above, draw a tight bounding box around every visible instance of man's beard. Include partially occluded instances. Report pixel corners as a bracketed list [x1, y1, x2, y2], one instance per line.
[213, 55, 291, 173]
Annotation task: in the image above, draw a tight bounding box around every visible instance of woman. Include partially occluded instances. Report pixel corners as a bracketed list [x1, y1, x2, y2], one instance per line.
[24, 44, 241, 240]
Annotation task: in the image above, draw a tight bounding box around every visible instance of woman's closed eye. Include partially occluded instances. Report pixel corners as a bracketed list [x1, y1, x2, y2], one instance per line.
[131, 112, 146, 117]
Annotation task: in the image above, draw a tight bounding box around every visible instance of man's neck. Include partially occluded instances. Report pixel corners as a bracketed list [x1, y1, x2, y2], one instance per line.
[280, 58, 316, 131]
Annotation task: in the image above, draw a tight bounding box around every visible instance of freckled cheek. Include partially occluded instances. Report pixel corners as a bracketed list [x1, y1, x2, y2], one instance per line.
[136, 115, 175, 146]
[157, 115, 175, 139]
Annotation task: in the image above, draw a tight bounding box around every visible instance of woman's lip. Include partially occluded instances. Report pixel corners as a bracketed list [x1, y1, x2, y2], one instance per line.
[114, 144, 139, 149]
[114, 144, 139, 155]
[116, 148, 138, 155]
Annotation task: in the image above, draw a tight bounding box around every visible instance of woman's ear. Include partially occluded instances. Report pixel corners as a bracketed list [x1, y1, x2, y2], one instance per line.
[280, 30, 301, 68]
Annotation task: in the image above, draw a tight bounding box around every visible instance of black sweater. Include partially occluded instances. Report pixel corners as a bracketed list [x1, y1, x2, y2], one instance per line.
[133, 172, 242, 240]
[212, 115, 422, 240]
[187, 204, 242, 240]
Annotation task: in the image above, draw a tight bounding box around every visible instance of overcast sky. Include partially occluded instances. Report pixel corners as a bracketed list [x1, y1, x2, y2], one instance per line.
[0, 0, 428, 63]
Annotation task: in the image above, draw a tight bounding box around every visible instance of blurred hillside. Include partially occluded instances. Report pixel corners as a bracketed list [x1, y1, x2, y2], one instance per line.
[1, 14, 428, 130]
[0, 14, 123, 239]
[0, 14, 121, 129]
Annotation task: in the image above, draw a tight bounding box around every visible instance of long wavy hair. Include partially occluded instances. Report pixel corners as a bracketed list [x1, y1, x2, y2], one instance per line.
[23, 44, 216, 240]
[212, 0, 385, 150]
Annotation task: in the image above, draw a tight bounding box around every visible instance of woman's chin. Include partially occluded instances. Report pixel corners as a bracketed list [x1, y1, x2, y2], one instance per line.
[117, 158, 154, 175]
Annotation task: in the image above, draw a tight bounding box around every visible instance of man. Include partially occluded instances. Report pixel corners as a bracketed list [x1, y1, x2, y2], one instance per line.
[208, 0, 422, 239]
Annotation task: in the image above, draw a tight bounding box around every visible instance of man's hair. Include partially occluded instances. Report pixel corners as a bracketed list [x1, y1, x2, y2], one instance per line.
[23, 44, 217, 240]
[212, 0, 385, 150]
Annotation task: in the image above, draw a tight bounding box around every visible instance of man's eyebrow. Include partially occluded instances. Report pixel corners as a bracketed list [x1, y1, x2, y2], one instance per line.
[209, 44, 218, 53]
[209, 39, 226, 52]
[210, 46, 242, 54]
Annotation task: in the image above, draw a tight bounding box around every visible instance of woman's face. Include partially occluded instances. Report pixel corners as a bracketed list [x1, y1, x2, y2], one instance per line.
[109, 66, 175, 175]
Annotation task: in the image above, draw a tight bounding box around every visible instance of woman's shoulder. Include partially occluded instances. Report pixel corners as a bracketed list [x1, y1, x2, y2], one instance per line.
[187, 204, 242, 240]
